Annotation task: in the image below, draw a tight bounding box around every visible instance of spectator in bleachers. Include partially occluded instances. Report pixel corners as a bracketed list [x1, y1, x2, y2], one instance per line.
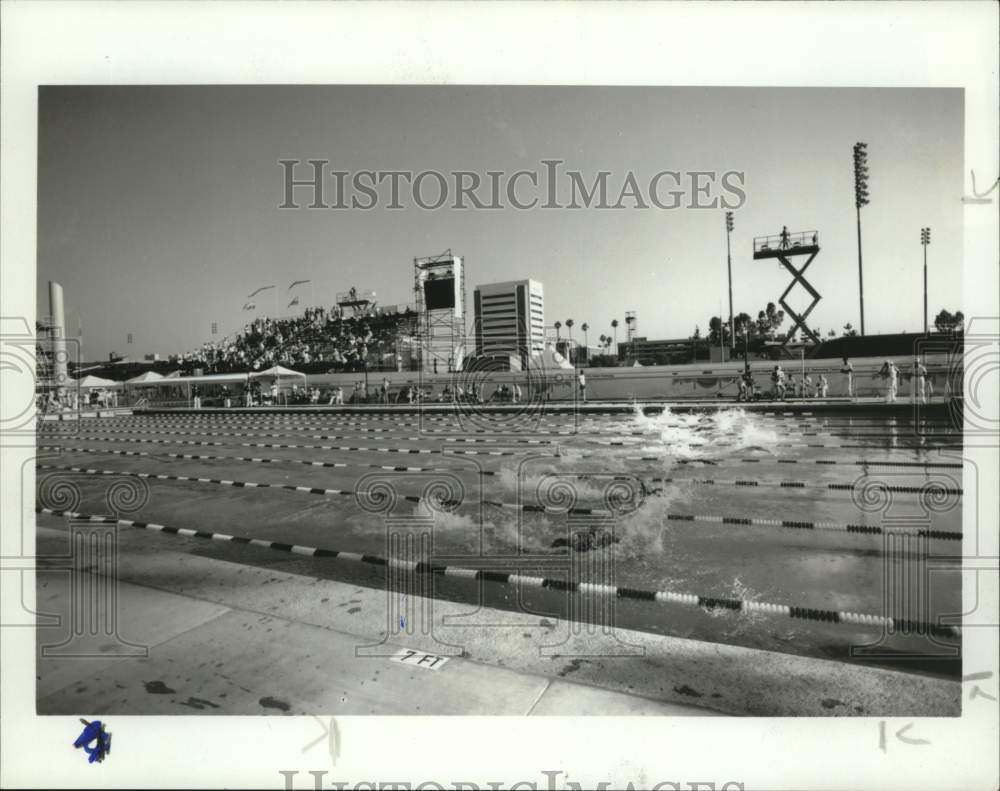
[174, 304, 418, 376]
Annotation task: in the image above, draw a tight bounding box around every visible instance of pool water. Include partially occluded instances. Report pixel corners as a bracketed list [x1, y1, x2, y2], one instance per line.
[36, 405, 963, 679]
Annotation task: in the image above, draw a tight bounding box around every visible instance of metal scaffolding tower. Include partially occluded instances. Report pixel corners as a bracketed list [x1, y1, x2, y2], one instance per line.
[413, 251, 466, 373]
[753, 228, 823, 352]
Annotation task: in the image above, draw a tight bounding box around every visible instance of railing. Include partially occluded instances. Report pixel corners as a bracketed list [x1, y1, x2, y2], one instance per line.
[753, 230, 819, 255]
[336, 290, 377, 305]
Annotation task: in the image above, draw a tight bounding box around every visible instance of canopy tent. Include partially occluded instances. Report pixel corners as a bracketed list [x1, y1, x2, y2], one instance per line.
[249, 365, 306, 382]
[126, 371, 164, 384]
[530, 344, 574, 371]
[75, 374, 123, 389]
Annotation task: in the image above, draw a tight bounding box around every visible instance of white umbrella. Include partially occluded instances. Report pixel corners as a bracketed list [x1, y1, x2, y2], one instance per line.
[76, 374, 122, 389]
[249, 365, 306, 381]
[126, 371, 164, 384]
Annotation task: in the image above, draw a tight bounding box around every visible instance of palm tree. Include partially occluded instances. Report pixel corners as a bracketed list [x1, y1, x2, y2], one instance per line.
[554, 320, 562, 341]
[581, 322, 589, 364]
[565, 319, 575, 363]
[611, 318, 619, 356]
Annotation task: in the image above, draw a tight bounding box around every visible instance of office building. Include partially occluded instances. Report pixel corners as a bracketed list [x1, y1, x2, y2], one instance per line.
[472, 279, 545, 368]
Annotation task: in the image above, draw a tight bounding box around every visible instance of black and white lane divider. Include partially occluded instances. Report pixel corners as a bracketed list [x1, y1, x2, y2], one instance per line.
[37, 433, 520, 457]
[35, 463, 612, 516]
[585, 453, 961, 470]
[676, 457, 962, 469]
[37, 444, 498, 475]
[655, 512, 960, 541]
[65, 413, 584, 430]
[586, 436, 962, 451]
[35, 505, 962, 638]
[41, 421, 644, 438]
[638, 476, 962, 496]
[43, 424, 563, 442]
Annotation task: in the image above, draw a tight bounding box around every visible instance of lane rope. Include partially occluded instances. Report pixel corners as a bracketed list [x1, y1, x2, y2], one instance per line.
[35, 463, 613, 516]
[35, 505, 962, 638]
[36, 433, 524, 456]
[37, 444, 497, 475]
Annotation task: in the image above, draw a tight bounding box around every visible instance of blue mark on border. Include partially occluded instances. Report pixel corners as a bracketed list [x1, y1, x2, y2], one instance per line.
[73, 719, 111, 763]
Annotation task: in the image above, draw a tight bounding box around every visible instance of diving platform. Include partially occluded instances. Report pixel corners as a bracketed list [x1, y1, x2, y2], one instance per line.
[753, 230, 819, 260]
[753, 229, 823, 351]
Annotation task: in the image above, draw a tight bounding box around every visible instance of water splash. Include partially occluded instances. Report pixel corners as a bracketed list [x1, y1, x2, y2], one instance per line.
[626, 405, 779, 462]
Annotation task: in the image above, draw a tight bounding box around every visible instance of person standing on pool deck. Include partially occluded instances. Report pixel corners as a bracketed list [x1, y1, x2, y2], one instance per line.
[771, 365, 785, 400]
[382, 376, 390, 404]
[877, 359, 898, 403]
[192, 384, 202, 410]
[912, 358, 928, 404]
[578, 369, 587, 402]
[841, 356, 854, 399]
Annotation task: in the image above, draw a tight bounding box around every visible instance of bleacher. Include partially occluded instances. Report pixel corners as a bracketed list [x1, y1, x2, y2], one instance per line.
[178, 305, 420, 375]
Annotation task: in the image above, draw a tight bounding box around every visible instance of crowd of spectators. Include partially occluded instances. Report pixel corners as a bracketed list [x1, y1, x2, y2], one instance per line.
[172, 305, 419, 374]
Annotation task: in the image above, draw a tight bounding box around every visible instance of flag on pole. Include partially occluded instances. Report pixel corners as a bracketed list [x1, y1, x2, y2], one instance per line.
[288, 296, 300, 308]
[247, 285, 275, 298]
[243, 302, 257, 311]
[288, 279, 311, 290]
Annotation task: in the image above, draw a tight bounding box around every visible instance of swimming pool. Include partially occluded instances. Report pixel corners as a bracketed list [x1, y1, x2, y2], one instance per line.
[36, 402, 963, 680]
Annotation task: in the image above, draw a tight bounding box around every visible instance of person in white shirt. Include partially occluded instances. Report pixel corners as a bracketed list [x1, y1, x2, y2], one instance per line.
[877, 360, 898, 403]
[912, 358, 928, 404]
[771, 365, 786, 400]
[816, 374, 828, 398]
[840, 357, 854, 398]
[577, 370, 587, 402]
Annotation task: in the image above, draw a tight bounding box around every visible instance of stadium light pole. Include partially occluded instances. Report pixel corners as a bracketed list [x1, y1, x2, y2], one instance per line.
[853, 142, 870, 336]
[921, 227, 931, 335]
[725, 211, 735, 355]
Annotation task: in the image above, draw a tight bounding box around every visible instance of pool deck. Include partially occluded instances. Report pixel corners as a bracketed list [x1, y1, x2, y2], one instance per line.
[35, 519, 960, 717]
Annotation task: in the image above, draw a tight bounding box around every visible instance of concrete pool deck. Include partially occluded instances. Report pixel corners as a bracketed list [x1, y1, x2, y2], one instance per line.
[35, 519, 960, 717]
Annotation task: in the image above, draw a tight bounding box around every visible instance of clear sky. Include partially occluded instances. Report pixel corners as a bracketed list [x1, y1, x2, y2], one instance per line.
[37, 86, 963, 359]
